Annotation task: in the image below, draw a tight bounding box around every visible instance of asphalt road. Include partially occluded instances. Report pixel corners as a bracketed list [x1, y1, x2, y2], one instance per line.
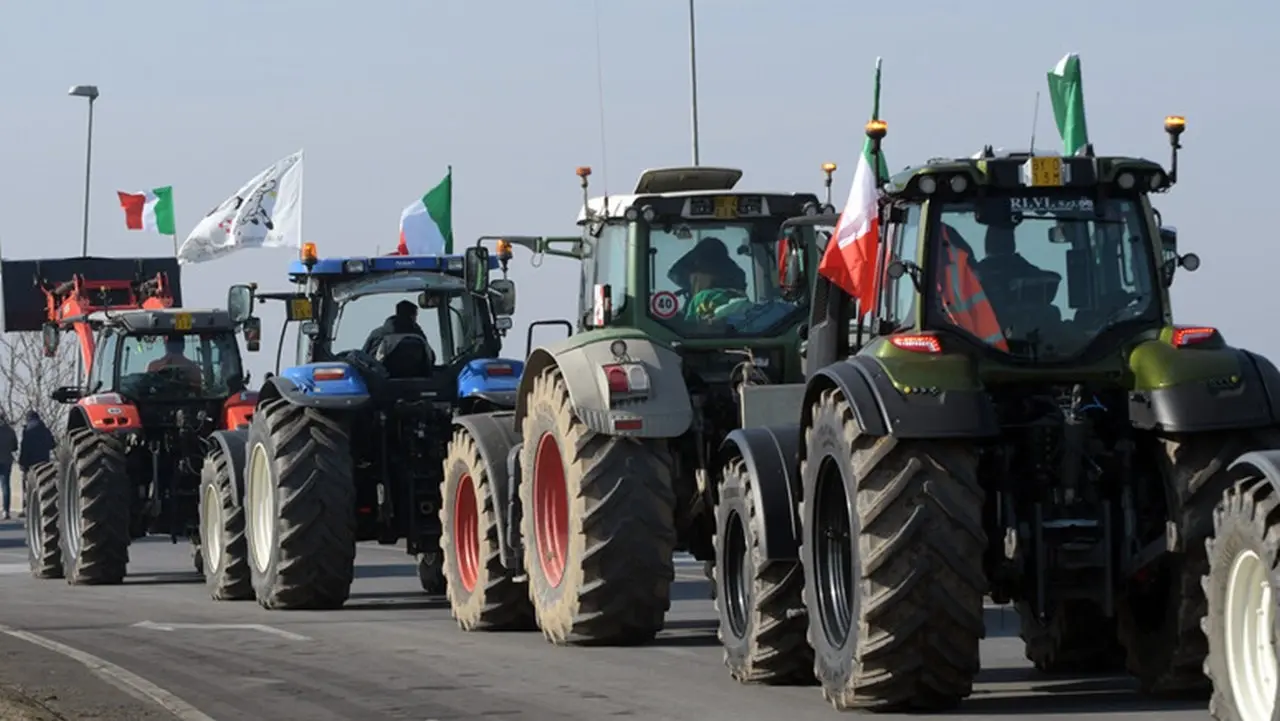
[0, 518, 1212, 721]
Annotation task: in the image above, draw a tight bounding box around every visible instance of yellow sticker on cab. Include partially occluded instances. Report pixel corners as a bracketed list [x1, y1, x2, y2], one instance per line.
[289, 297, 313, 321]
[713, 196, 738, 219]
[1026, 156, 1064, 187]
[174, 312, 193, 330]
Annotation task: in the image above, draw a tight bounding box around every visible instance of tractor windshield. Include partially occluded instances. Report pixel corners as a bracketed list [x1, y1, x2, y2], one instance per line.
[647, 218, 804, 337]
[928, 192, 1159, 359]
[328, 274, 474, 364]
[117, 332, 244, 400]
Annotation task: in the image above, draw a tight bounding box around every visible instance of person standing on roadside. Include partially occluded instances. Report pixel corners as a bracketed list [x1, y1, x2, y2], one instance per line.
[17, 411, 54, 520]
[0, 414, 16, 520]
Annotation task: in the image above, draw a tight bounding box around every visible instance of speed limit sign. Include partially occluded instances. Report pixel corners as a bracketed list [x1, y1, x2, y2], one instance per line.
[650, 290, 680, 319]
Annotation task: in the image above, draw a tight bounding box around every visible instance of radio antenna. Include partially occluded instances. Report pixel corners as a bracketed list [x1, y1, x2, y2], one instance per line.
[1029, 90, 1042, 154]
[593, 0, 610, 197]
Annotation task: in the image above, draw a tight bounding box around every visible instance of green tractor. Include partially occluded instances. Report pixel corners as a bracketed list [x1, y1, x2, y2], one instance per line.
[716, 115, 1280, 712]
[437, 164, 833, 648]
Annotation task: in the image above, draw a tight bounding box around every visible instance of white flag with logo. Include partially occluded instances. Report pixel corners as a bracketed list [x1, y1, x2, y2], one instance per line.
[177, 150, 304, 265]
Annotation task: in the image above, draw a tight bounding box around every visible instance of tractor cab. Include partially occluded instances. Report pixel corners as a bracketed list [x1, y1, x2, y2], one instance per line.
[801, 116, 1200, 370]
[227, 242, 520, 412]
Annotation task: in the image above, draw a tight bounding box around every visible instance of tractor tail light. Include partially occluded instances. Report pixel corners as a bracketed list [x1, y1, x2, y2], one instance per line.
[1171, 326, 1218, 348]
[889, 334, 943, 354]
[602, 363, 650, 396]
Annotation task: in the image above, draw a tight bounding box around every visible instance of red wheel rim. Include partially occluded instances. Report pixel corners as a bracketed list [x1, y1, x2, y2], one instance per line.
[453, 473, 480, 593]
[533, 433, 569, 587]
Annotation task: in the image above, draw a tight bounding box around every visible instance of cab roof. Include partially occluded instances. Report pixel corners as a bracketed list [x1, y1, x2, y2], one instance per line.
[82, 308, 236, 333]
[887, 148, 1172, 196]
[286, 253, 499, 282]
[576, 166, 822, 223]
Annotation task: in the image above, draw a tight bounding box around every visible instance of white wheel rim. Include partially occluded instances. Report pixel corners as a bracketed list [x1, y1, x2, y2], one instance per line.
[200, 482, 224, 573]
[1225, 548, 1278, 721]
[246, 443, 276, 573]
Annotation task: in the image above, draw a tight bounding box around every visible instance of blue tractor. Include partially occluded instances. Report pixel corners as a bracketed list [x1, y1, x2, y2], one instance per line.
[197, 243, 522, 609]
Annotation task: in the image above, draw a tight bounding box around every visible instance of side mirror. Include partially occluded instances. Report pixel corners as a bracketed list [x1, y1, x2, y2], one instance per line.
[489, 278, 516, 317]
[464, 246, 490, 293]
[495, 316, 513, 332]
[227, 284, 255, 324]
[777, 237, 806, 301]
[51, 385, 82, 404]
[242, 316, 262, 352]
[41, 324, 59, 358]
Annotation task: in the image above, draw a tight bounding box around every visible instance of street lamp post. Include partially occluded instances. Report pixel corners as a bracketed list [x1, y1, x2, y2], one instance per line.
[68, 85, 99, 258]
[67, 85, 98, 386]
[687, 0, 700, 166]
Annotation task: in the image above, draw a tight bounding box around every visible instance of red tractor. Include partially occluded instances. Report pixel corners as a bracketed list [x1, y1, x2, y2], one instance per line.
[1, 256, 261, 585]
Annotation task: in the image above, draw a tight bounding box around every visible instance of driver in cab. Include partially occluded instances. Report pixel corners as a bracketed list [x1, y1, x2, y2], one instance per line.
[669, 237, 749, 321]
[146, 336, 202, 387]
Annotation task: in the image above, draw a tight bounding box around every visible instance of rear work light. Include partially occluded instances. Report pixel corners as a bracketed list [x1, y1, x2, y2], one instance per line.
[1170, 326, 1218, 348]
[485, 363, 515, 376]
[889, 334, 942, 354]
[602, 363, 651, 396]
[83, 393, 125, 405]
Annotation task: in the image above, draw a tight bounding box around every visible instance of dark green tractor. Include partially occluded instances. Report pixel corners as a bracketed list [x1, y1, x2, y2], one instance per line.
[437, 164, 834, 647]
[719, 115, 1280, 712]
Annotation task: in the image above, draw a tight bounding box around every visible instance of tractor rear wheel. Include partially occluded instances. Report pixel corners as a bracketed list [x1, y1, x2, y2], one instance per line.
[244, 399, 356, 610]
[60, 429, 131, 586]
[440, 427, 534, 630]
[519, 366, 677, 645]
[800, 388, 986, 712]
[1117, 430, 1280, 695]
[1203, 474, 1280, 721]
[715, 456, 812, 684]
[1016, 600, 1124, 673]
[199, 443, 252, 601]
[25, 461, 62, 579]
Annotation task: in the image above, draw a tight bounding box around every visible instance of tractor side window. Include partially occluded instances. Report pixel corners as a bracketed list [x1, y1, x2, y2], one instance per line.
[591, 223, 629, 322]
[89, 332, 118, 392]
[880, 204, 921, 330]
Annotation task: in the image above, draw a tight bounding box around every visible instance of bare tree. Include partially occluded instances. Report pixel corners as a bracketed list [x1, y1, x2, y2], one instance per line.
[0, 332, 76, 436]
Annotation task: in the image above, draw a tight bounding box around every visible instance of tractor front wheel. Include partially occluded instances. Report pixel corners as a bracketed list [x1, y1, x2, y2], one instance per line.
[800, 388, 986, 712]
[244, 399, 356, 610]
[519, 366, 677, 645]
[60, 429, 131, 586]
[440, 427, 534, 630]
[715, 456, 812, 684]
[25, 461, 62, 579]
[199, 442, 252, 601]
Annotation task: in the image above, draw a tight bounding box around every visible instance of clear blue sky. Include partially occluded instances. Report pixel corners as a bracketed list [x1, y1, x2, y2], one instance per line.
[1, 0, 1272, 376]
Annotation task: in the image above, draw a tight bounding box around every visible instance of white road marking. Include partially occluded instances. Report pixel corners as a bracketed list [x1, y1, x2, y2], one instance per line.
[0, 624, 218, 721]
[133, 620, 310, 641]
[0, 563, 28, 574]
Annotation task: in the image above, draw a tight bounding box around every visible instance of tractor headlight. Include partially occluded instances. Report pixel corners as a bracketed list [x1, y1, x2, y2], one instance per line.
[917, 176, 938, 195]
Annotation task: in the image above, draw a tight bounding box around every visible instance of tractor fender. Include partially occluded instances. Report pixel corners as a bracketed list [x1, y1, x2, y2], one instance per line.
[1228, 450, 1280, 491]
[515, 336, 693, 438]
[720, 424, 803, 562]
[801, 355, 999, 452]
[1129, 349, 1280, 433]
[205, 429, 249, 510]
[452, 411, 521, 569]
[260, 364, 371, 411]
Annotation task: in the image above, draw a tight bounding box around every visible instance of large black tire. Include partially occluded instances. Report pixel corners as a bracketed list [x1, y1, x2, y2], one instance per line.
[244, 399, 356, 610]
[715, 457, 812, 684]
[519, 366, 677, 645]
[198, 444, 252, 601]
[25, 461, 62, 579]
[60, 429, 131, 585]
[1203, 475, 1280, 721]
[440, 427, 534, 630]
[800, 388, 986, 712]
[1015, 600, 1124, 673]
[1116, 430, 1280, 695]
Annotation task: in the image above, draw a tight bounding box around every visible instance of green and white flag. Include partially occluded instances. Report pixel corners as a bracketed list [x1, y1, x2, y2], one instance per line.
[1047, 53, 1089, 156]
[398, 167, 453, 255]
[117, 186, 175, 235]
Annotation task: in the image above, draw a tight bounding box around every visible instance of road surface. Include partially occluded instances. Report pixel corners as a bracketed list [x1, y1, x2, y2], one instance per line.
[0, 518, 1210, 720]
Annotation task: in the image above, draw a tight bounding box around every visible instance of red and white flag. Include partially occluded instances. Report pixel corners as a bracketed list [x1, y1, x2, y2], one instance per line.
[818, 57, 887, 315]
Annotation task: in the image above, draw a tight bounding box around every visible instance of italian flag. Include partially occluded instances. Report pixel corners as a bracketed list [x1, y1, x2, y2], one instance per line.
[397, 168, 453, 255]
[1047, 53, 1090, 156]
[818, 58, 889, 314]
[118, 187, 176, 235]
